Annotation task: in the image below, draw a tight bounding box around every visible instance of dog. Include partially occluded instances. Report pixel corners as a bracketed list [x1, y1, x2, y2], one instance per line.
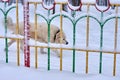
[2, 17, 68, 57]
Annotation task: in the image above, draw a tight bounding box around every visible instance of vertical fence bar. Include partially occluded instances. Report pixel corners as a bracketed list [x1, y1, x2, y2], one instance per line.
[35, 46, 38, 68]
[73, 11, 76, 72]
[60, 3, 63, 71]
[4, 2, 8, 63]
[48, 10, 51, 70]
[72, 34, 75, 73]
[60, 3, 64, 71]
[86, 4, 90, 74]
[16, 0, 20, 66]
[23, 0, 30, 67]
[34, 3, 38, 69]
[99, 12, 104, 74]
[113, 5, 118, 76]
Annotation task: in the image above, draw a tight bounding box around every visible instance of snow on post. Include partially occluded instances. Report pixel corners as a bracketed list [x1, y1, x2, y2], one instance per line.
[23, 0, 30, 67]
[1, 0, 9, 2]
[42, 0, 55, 10]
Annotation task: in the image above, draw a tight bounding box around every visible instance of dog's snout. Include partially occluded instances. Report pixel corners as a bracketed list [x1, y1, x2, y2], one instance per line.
[66, 41, 68, 45]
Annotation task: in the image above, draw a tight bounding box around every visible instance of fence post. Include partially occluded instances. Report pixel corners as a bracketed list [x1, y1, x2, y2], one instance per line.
[47, 10, 51, 70]
[72, 11, 76, 72]
[113, 5, 119, 76]
[99, 12, 104, 74]
[86, 4, 90, 74]
[4, 2, 8, 63]
[15, 0, 20, 66]
[23, 0, 30, 67]
[60, 3, 63, 71]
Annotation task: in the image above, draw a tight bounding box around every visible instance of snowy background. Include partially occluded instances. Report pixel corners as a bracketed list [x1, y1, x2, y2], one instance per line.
[0, 0, 120, 80]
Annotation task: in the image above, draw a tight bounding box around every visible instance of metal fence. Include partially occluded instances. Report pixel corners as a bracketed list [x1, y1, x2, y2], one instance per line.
[0, 0, 120, 76]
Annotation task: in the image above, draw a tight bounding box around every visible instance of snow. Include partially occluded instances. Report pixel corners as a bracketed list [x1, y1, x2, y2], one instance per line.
[55, 0, 67, 3]
[81, 0, 95, 3]
[68, 2, 81, 11]
[42, 3, 55, 10]
[110, 0, 120, 4]
[0, 1, 120, 80]
[0, 33, 24, 39]
[0, 62, 120, 80]
[28, 0, 42, 2]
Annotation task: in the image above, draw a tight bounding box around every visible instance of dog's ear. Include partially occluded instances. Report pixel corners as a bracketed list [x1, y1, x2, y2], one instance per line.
[54, 29, 59, 40]
[55, 32, 60, 39]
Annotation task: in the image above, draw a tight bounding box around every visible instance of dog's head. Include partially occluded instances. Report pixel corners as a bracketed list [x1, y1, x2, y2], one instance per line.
[54, 30, 68, 45]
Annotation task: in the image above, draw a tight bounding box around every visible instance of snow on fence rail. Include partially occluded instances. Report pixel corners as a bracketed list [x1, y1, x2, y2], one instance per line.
[0, 0, 120, 76]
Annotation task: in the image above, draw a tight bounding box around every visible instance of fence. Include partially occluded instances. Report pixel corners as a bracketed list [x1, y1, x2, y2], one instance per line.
[0, 0, 120, 76]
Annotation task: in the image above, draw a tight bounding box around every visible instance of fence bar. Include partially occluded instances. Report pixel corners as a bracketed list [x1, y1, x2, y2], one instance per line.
[99, 11, 104, 74]
[35, 47, 38, 68]
[29, 45, 120, 54]
[60, 3, 63, 71]
[86, 4, 90, 74]
[72, 11, 76, 72]
[34, 3, 38, 69]
[0, 36, 23, 39]
[3, 2, 9, 63]
[47, 10, 51, 70]
[113, 5, 119, 76]
[15, 0, 20, 66]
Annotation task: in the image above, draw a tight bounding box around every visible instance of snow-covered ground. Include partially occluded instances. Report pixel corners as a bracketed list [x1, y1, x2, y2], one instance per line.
[0, 0, 120, 80]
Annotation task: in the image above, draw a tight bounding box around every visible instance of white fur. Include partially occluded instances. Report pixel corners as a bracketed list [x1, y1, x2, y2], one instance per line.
[2, 17, 68, 57]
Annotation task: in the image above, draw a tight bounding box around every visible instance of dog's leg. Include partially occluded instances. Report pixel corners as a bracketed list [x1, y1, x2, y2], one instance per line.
[20, 39, 24, 51]
[8, 39, 15, 47]
[4, 39, 15, 51]
[40, 48, 47, 54]
[52, 49, 60, 57]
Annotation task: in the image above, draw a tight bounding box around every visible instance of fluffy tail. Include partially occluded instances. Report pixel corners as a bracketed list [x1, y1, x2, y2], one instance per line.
[2, 16, 13, 27]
